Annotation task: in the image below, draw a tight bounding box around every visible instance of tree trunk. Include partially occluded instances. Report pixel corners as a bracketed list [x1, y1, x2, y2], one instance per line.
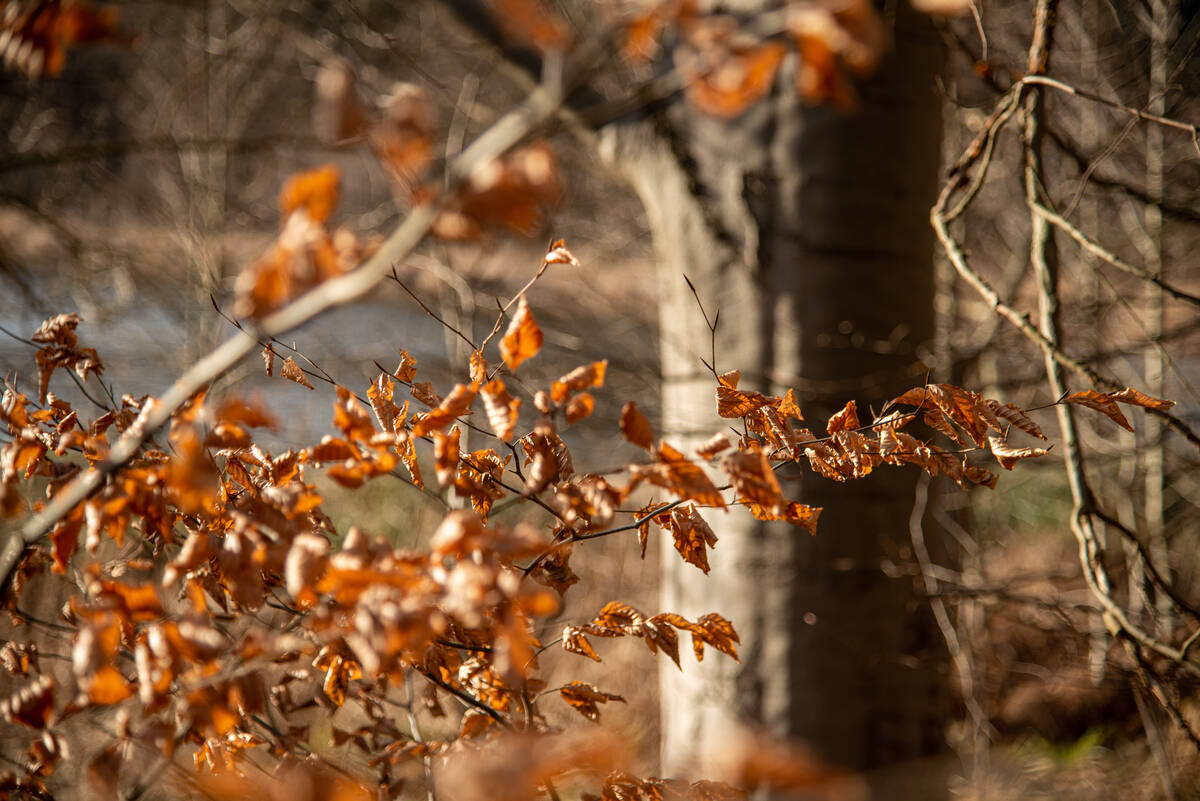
[610, 6, 948, 785]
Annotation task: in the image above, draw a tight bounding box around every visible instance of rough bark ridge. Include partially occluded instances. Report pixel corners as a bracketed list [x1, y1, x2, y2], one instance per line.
[613, 7, 948, 779]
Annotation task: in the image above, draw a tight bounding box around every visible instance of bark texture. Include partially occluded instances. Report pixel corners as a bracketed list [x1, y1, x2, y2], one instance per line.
[609, 6, 948, 781]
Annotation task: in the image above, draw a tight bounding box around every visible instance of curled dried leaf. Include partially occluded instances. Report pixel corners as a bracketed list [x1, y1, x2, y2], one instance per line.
[501, 298, 544, 371]
[559, 681, 625, 722]
[280, 357, 315, 390]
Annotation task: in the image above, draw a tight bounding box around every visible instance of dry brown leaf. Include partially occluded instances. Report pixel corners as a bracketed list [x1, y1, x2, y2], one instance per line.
[1063, 390, 1133, 431]
[481, 379, 522, 442]
[716, 384, 777, 419]
[987, 434, 1050, 470]
[559, 681, 625, 722]
[412, 383, 477, 437]
[280, 357, 315, 390]
[501, 298, 544, 371]
[620, 402, 655, 451]
[1111, 388, 1175, 411]
[551, 361, 608, 403]
[279, 164, 340, 224]
[562, 625, 601, 662]
[722, 445, 784, 513]
[564, 392, 595, 425]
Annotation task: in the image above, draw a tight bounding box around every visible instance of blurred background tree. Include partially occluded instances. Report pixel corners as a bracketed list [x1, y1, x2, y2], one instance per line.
[3, 1, 1200, 799]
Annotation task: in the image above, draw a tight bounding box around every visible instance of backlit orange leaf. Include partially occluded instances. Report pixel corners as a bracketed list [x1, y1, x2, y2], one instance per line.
[632, 441, 726, 508]
[559, 681, 625, 722]
[469, 350, 489, 384]
[367, 373, 400, 433]
[778, 388, 804, 421]
[620, 401, 655, 451]
[825, 400, 860, 434]
[412, 382, 477, 437]
[396, 431, 423, 488]
[667, 504, 718, 574]
[411, 380, 443, 409]
[746, 500, 821, 535]
[716, 384, 777, 418]
[1111, 388, 1175, 411]
[279, 164, 340, 224]
[694, 613, 740, 662]
[501, 298, 543, 371]
[395, 349, 418, 382]
[562, 625, 601, 662]
[684, 41, 787, 118]
[551, 361, 608, 403]
[481, 379, 522, 442]
[434, 427, 461, 489]
[722, 445, 784, 513]
[564, 392, 595, 425]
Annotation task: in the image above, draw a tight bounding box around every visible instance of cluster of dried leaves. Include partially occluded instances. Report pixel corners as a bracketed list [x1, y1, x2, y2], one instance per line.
[0, 0, 129, 78]
[1, 234, 1171, 798]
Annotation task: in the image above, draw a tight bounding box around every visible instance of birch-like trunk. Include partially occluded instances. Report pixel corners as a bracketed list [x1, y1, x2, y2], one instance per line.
[609, 6, 948, 784]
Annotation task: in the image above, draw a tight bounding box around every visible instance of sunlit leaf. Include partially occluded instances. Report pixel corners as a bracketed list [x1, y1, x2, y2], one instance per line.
[501, 298, 544, 371]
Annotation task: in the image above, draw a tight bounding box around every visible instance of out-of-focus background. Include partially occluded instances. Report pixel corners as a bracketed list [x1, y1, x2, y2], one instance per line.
[3, 1, 1200, 799]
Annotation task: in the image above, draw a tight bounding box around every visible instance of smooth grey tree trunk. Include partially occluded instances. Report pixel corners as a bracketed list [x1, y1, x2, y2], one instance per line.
[607, 6, 948, 787]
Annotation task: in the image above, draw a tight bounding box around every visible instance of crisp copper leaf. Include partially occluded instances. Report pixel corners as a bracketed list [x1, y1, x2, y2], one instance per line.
[501, 298, 543, 371]
[987, 434, 1050, 470]
[562, 625, 601, 662]
[481, 379, 522, 442]
[551, 361, 608, 403]
[826, 400, 861, 434]
[746, 500, 822, 535]
[716, 385, 777, 419]
[433, 427, 461, 489]
[395, 349, 418, 382]
[412, 383, 477, 437]
[1111, 388, 1175, 411]
[280, 357, 315, 390]
[1064, 390, 1133, 431]
[778, 388, 804, 421]
[469, 350, 489, 384]
[620, 402, 654, 451]
[632, 442, 726, 508]
[261, 345, 276, 377]
[984, 399, 1047, 440]
[367, 373, 401, 433]
[722, 445, 784, 513]
[396, 432, 424, 488]
[695, 613, 740, 662]
[559, 681, 625, 722]
[667, 504, 718, 574]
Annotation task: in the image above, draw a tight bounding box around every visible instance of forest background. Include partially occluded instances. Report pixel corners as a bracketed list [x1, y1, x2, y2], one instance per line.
[2, 1, 1200, 800]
